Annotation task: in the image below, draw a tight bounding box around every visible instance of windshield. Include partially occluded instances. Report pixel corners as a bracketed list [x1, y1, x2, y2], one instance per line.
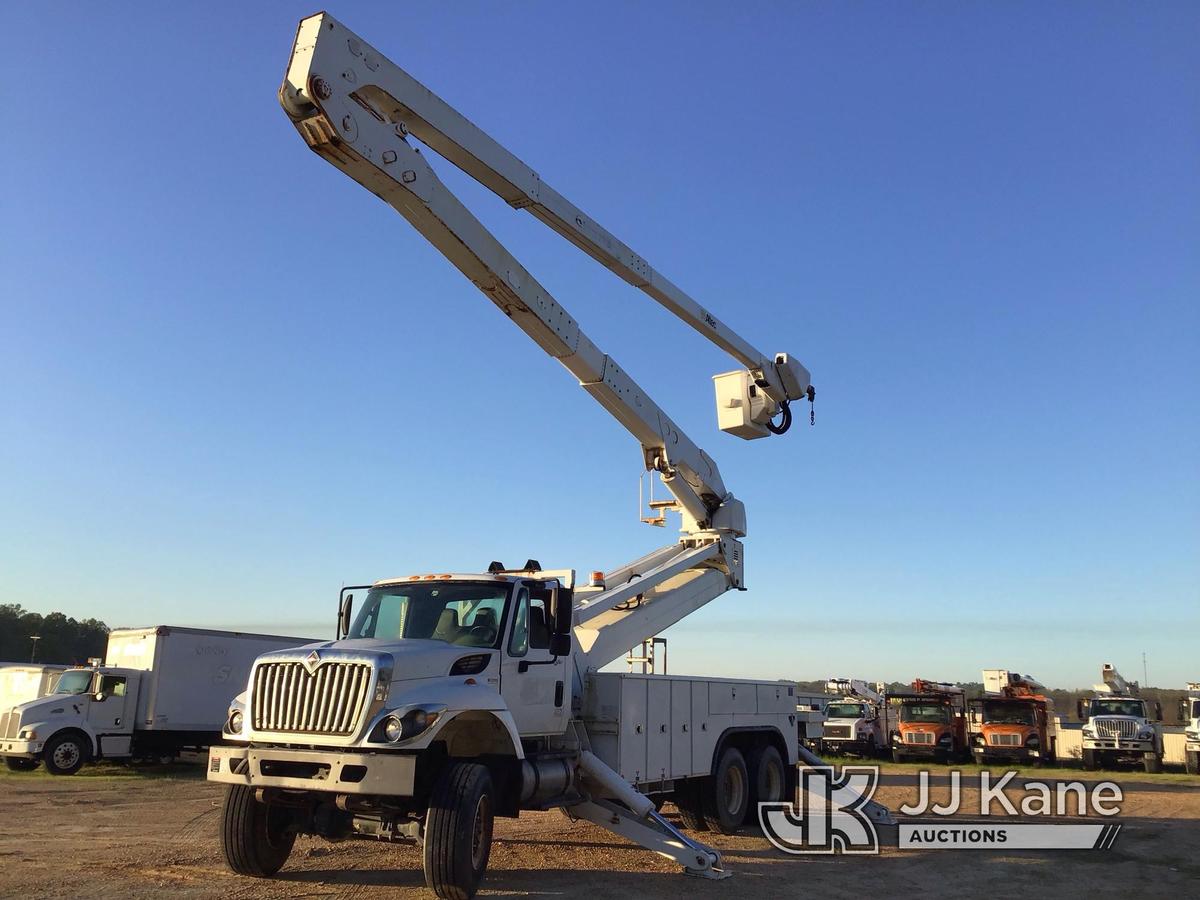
[349, 581, 511, 649]
[899, 702, 950, 724]
[982, 700, 1036, 725]
[1092, 698, 1146, 718]
[53, 670, 94, 695]
[826, 703, 867, 719]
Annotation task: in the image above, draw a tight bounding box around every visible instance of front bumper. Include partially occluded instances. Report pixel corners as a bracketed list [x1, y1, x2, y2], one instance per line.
[1084, 739, 1155, 754]
[207, 744, 417, 796]
[895, 744, 949, 759]
[823, 738, 875, 754]
[0, 739, 42, 759]
[975, 746, 1039, 762]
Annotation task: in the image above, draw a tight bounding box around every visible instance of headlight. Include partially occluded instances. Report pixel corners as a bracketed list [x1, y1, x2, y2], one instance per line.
[373, 706, 444, 744]
[1082, 727, 1094, 737]
[1138, 729, 1154, 740]
[972, 734, 984, 746]
[229, 710, 243, 733]
[938, 733, 952, 745]
[17, 728, 36, 740]
[1026, 735, 1040, 749]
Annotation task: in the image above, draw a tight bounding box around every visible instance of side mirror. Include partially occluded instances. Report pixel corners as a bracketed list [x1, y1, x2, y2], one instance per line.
[1179, 700, 1188, 722]
[1076, 699, 1088, 721]
[550, 586, 573, 636]
[1153, 701, 1162, 721]
[549, 633, 571, 658]
[338, 592, 354, 639]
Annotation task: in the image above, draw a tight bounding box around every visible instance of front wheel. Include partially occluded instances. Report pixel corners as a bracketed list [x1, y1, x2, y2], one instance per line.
[4, 757, 39, 772]
[1082, 749, 1098, 771]
[43, 732, 88, 776]
[220, 785, 296, 877]
[892, 749, 908, 764]
[1186, 750, 1200, 776]
[1143, 754, 1163, 775]
[424, 762, 495, 900]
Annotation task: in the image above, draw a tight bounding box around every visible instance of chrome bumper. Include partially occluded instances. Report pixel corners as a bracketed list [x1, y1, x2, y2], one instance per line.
[207, 744, 416, 795]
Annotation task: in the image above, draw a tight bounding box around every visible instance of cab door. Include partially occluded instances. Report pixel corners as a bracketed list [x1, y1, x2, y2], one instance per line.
[500, 588, 567, 736]
[87, 672, 138, 757]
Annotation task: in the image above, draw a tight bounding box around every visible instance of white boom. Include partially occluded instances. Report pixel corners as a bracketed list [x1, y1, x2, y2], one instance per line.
[278, 13, 813, 670]
[826, 677, 884, 705]
[1095, 663, 1138, 696]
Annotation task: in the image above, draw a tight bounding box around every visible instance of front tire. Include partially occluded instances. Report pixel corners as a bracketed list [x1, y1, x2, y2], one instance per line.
[4, 757, 39, 772]
[1186, 750, 1200, 776]
[424, 762, 495, 900]
[892, 749, 908, 764]
[703, 746, 750, 835]
[42, 732, 88, 776]
[1082, 748, 1098, 771]
[220, 784, 295, 877]
[1143, 754, 1163, 775]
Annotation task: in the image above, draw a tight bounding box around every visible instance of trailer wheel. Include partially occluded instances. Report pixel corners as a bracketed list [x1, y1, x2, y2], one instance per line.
[220, 785, 295, 877]
[748, 745, 786, 810]
[4, 757, 39, 772]
[672, 779, 709, 832]
[703, 746, 749, 835]
[1143, 754, 1163, 775]
[42, 732, 88, 776]
[1186, 750, 1199, 776]
[424, 762, 494, 900]
[1082, 749, 1098, 771]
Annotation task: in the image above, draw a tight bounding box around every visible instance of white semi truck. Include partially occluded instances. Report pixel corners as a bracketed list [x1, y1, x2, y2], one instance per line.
[1077, 663, 1163, 773]
[203, 14, 894, 900]
[0, 627, 307, 774]
[820, 678, 887, 757]
[1180, 682, 1200, 775]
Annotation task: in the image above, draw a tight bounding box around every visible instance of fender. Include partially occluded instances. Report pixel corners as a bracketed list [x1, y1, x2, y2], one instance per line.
[34, 718, 101, 758]
[366, 680, 525, 759]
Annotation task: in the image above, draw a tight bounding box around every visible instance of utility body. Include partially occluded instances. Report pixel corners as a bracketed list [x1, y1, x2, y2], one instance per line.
[1180, 683, 1200, 775]
[888, 679, 968, 764]
[819, 678, 887, 757]
[0, 627, 306, 775]
[967, 669, 1056, 766]
[1077, 664, 1163, 773]
[205, 13, 831, 900]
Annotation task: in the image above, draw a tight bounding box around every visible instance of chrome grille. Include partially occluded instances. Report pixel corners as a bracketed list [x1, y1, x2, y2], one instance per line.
[824, 725, 852, 739]
[1, 711, 17, 740]
[251, 661, 372, 736]
[905, 731, 935, 745]
[989, 733, 1021, 746]
[1095, 718, 1138, 739]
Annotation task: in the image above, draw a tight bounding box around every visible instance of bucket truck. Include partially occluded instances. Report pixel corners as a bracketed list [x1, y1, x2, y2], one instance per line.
[820, 679, 887, 757]
[1180, 683, 1200, 775]
[1077, 664, 1163, 773]
[887, 679, 968, 763]
[205, 14, 852, 899]
[967, 670, 1055, 767]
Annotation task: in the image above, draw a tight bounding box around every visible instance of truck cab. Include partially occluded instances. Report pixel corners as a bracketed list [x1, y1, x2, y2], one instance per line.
[967, 669, 1055, 766]
[819, 679, 886, 757]
[0, 664, 142, 774]
[1078, 664, 1163, 773]
[1179, 684, 1200, 775]
[888, 680, 967, 764]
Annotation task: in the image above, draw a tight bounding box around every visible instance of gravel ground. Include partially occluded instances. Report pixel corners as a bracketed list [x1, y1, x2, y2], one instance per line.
[1, 763, 1198, 899]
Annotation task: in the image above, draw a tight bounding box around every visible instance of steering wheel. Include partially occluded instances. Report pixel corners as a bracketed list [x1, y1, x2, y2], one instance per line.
[468, 624, 497, 646]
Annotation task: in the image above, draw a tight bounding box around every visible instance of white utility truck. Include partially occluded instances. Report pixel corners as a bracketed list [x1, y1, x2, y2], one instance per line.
[204, 13, 890, 900]
[0, 627, 307, 774]
[0, 664, 68, 711]
[1180, 683, 1200, 775]
[1077, 663, 1163, 773]
[820, 679, 887, 757]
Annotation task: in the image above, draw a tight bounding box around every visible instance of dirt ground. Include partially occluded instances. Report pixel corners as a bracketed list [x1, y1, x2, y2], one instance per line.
[1, 763, 1198, 899]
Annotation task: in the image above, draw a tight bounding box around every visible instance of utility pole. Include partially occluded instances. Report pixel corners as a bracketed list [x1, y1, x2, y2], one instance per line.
[1143, 651, 1149, 687]
[29, 634, 41, 663]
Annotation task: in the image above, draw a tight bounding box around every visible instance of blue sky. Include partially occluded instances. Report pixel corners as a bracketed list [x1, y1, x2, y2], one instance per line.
[2, 2, 1196, 689]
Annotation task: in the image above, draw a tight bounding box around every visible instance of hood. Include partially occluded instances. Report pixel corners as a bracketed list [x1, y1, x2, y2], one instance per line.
[261, 638, 493, 683]
[10, 693, 89, 720]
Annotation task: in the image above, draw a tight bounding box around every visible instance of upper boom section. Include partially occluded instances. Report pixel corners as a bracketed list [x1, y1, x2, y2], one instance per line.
[278, 14, 812, 534]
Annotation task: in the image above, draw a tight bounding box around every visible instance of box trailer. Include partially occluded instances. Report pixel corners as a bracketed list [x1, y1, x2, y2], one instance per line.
[0, 664, 68, 711]
[0, 626, 311, 774]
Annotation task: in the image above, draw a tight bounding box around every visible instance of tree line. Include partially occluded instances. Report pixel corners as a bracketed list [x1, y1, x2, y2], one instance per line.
[0, 604, 109, 666]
